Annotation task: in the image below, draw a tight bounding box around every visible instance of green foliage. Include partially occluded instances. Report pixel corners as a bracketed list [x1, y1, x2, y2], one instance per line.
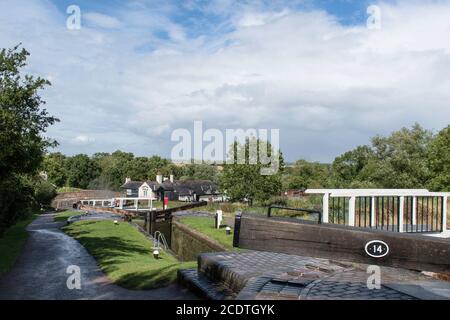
[65, 154, 99, 189]
[283, 160, 331, 190]
[179, 164, 219, 182]
[330, 124, 434, 189]
[34, 180, 57, 207]
[42, 152, 67, 187]
[427, 125, 450, 191]
[219, 138, 283, 205]
[0, 45, 58, 231]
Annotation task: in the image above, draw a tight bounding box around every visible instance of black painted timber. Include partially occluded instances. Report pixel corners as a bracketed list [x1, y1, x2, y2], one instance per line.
[235, 213, 450, 274]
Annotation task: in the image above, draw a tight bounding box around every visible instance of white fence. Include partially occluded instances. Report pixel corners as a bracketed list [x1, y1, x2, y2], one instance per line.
[305, 189, 449, 235]
[80, 197, 158, 211]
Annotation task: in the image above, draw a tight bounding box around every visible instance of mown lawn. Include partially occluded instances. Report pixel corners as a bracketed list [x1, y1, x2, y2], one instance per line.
[53, 210, 82, 222]
[63, 220, 196, 289]
[177, 216, 235, 250]
[0, 214, 38, 277]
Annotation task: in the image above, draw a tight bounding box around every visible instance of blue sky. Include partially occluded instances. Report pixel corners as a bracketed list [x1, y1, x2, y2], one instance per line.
[1, 0, 450, 162]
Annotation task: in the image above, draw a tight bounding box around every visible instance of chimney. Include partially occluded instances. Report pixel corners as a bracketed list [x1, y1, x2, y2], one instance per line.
[125, 177, 131, 183]
[156, 174, 163, 184]
[169, 174, 174, 183]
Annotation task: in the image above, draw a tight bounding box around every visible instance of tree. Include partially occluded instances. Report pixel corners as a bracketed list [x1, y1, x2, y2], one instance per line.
[0, 45, 58, 233]
[65, 154, 99, 189]
[330, 124, 433, 188]
[42, 152, 67, 187]
[34, 180, 57, 207]
[283, 160, 331, 190]
[427, 125, 450, 191]
[219, 138, 283, 206]
[180, 164, 219, 182]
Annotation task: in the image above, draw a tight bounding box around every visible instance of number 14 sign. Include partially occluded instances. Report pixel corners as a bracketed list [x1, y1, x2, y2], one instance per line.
[365, 240, 389, 258]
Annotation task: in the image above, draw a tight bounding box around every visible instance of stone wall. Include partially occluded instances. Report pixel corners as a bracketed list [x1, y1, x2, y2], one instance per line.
[171, 220, 227, 262]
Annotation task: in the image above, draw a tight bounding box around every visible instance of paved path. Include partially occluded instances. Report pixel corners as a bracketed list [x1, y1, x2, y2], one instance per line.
[0, 214, 196, 300]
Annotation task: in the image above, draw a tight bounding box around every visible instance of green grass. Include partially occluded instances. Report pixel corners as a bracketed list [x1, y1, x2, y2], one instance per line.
[63, 220, 195, 289]
[0, 214, 38, 277]
[53, 210, 82, 222]
[177, 216, 235, 250]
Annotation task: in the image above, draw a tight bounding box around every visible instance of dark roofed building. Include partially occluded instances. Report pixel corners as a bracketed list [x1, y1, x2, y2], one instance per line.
[120, 175, 222, 202]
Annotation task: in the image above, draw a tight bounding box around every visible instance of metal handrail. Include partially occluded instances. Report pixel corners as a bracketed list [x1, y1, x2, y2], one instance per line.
[153, 231, 169, 250]
[267, 205, 322, 223]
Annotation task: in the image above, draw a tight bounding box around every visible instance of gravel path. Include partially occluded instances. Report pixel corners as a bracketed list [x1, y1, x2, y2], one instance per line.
[0, 214, 197, 300]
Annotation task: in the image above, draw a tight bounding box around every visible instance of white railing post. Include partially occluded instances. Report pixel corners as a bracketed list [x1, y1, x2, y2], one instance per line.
[443, 196, 448, 233]
[119, 199, 123, 209]
[134, 199, 138, 210]
[348, 196, 356, 226]
[412, 196, 417, 228]
[322, 193, 329, 223]
[371, 197, 376, 227]
[399, 196, 405, 233]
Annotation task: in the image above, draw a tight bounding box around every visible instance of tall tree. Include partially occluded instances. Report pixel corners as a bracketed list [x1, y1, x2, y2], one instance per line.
[0, 45, 58, 232]
[42, 152, 67, 187]
[330, 124, 433, 188]
[284, 160, 331, 190]
[219, 138, 283, 206]
[65, 154, 99, 189]
[427, 125, 450, 191]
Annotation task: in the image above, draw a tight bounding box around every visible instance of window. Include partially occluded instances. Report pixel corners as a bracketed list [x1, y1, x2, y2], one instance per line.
[142, 187, 148, 197]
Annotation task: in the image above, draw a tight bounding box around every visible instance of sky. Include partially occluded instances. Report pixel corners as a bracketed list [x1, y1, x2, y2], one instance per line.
[1, 0, 450, 162]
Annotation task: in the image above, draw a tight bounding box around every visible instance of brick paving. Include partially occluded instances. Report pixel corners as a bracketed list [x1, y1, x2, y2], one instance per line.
[194, 251, 450, 300]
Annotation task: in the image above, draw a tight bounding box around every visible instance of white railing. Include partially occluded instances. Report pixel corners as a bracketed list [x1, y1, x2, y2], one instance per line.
[305, 189, 449, 235]
[80, 197, 158, 211]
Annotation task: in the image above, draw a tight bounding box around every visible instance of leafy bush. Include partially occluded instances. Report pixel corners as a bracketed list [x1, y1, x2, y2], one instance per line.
[34, 180, 57, 207]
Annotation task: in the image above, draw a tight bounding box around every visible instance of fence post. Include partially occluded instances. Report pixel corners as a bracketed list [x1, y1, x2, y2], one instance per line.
[348, 196, 356, 226]
[412, 196, 417, 228]
[322, 193, 329, 223]
[119, 199, 123, 209]
[371, 197, 376, 228]
[399, 196, 405, 233]
[443, 196, 448, 233]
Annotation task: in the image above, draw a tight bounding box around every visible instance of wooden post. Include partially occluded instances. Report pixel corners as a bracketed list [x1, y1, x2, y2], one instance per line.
[322, 193, 329, 223]
[119, 199, 123, 209]
[348, 196, 356, 226]
[399, 196, 405, 233]
[412, 196, 417, 228]
[134, 199, 138, 210]
[146, 212, 150, 234]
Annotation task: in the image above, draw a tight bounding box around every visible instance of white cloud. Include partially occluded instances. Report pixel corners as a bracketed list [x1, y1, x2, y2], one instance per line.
[84, 12, 122, 29]
[1, 0, 450, 161]
[71, 135, 95, 145]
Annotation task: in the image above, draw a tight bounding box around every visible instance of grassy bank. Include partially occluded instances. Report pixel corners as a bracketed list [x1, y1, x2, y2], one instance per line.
[0, 214, 38, 277]
[63, 220, 195, 289]
[177, 216, 235, 250]
[53, 210, 82, 222]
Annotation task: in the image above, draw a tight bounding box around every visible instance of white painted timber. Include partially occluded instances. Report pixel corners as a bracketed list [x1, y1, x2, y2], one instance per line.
[348, 196, 356, 227]
[322, 193, 329, 223]
[399, 196, 405, 233]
